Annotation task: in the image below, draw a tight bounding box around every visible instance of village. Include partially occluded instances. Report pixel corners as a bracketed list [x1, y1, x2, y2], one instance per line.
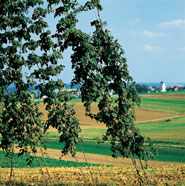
[30, 81, 185, 101]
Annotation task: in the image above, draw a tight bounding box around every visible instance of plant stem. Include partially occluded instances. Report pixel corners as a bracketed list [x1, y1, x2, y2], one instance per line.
[39, 145, 53, 185]
[79, 142, 97, 186]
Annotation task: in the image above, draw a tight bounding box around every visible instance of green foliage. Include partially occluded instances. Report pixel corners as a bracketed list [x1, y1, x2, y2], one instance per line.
[0, 0, 47, 160]
[135, 84, 150, 93]
[0, 0, 153, 169]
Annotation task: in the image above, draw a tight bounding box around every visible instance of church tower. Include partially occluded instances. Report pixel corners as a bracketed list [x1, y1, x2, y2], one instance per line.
[160, 81, 166, 92]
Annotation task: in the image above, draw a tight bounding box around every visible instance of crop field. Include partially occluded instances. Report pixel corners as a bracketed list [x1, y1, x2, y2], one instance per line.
[136, 116, 185, 142]
[0, 91, 185, 185]
[1, 164, 185, 186]
[139, 98, 185, 114]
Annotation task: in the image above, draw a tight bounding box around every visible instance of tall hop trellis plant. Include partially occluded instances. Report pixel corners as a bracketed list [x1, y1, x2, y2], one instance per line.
[0, 0, 156, 183]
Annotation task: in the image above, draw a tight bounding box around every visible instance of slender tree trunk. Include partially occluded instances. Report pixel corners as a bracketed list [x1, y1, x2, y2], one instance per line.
[75, 156, 88, 186]
[79, 142, 97, 186]
[36, 157, 48, 186]
[130, 153, 144, 186]
[39, 145, 53, 185]
[9, 145, 15, 182]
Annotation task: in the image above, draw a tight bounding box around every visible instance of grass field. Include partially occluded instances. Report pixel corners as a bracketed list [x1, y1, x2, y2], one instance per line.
[37, 139, 185, 163]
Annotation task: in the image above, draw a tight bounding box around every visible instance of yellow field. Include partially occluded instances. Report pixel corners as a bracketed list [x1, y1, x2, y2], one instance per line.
[1, 164, 185, 186]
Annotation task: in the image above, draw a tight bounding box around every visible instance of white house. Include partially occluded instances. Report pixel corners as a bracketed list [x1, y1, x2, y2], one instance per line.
[160, 81, 166, 92]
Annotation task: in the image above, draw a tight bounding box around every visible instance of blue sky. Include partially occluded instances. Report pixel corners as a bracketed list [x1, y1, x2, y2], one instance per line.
[49, 0, 185, 83]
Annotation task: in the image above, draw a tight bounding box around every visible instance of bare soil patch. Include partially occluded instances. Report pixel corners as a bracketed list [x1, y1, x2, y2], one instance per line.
[73, 103, 175, 125]
[134, 108, 175, 123]
[37, 103, 175, 132]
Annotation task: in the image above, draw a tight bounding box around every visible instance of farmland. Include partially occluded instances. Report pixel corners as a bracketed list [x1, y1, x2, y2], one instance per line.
[0, 91, 185, 185]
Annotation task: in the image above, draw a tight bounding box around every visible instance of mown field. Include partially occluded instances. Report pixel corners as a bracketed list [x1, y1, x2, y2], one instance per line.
[0, 91, 185, 185]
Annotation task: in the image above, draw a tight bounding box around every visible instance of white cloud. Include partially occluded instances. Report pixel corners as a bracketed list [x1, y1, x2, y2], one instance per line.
[143, 31, 169, 38]
[143, 44, 162, 52]
[159, 19, 185, 27]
